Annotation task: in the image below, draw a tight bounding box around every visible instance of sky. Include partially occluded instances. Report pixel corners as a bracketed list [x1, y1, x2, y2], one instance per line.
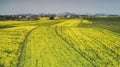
[0, 0, 120, 15]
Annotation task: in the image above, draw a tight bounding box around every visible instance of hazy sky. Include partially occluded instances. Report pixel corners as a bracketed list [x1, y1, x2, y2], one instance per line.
[0, 0, 120, 15]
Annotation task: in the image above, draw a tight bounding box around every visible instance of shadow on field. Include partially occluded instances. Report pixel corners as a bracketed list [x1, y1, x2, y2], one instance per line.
[0, 25, 16, 29]
[77, 23, 97, 28]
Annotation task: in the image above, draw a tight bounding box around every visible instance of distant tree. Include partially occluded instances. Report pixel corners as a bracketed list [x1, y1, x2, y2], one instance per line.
[49, 16, 54, 20]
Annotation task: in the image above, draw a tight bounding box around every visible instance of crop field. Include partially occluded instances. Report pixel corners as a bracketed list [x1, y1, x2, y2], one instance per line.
[0, 18, 120, 67]
[0, 26, 36, 67]
[83, 17, 120, 34]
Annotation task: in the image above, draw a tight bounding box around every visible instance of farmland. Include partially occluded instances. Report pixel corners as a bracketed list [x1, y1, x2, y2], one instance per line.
[0, 17, 120, 67]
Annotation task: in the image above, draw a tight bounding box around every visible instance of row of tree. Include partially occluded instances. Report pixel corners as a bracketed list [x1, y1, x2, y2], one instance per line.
[0, 15, 39, 21]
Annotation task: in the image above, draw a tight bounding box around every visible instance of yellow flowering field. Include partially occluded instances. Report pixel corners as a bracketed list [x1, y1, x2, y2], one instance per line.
[0, 18, 119, 67]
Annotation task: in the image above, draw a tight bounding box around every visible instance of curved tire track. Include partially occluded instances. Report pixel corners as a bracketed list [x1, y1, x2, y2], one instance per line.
[54, 26, 96, 67]
[17, 20, 64, 67]
[17, 26, 39, 67]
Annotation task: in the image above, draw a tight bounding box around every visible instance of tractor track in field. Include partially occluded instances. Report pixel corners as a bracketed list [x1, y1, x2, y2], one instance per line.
[80, 29, 120, 61]
[17, 26, 39, 67]
[17, 21, 64, 67]
[54, 26, 96, 67]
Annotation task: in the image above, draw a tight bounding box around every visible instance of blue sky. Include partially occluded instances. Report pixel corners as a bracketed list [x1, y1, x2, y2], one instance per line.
[0, 0, 120, 15]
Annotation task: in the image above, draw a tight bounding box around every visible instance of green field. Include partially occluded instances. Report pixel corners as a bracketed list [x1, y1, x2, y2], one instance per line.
[82, 17, 120, 34]
[0, 18, 120, 67]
